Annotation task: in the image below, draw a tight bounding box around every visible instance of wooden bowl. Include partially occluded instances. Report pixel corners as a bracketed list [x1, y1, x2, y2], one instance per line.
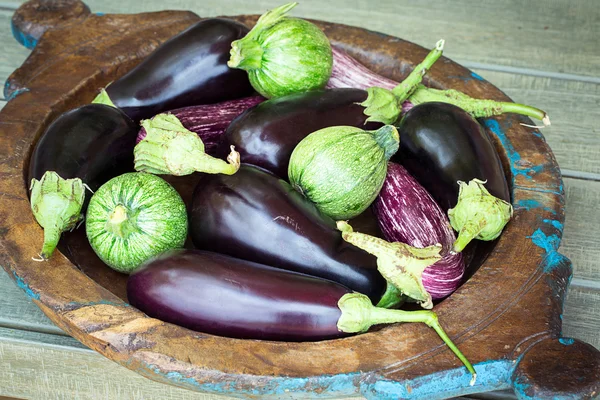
[1, 1, 599, 398]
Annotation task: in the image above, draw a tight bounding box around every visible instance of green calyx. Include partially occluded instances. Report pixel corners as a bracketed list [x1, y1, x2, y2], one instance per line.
[391, 39, 445, 102]
[30, 171, 86, 260]
[134, 113, 240, 176]
[361, 39, 444, 125]
[91, 88, 116, 108]
[337, 292, 476, 383]
[228, 2, 297, 70]
[337, 221, 441, 309]
[408, 85, 551, 127]
[360, 87, 401, 125]
[448, 179, 513, 253]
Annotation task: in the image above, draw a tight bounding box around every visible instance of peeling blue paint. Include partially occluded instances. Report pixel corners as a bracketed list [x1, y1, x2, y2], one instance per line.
[12, 271, 40, 300]
[483, 119, 543, 181]
[516, 199, 557, 215]
[142, 362, 361, 398]
[559, 337, 575, 346]
[95, 12, 105, 16]
[137, 359, 521, 399]
[470, 72, 485, 81]
[543, 219, 564, 232]
[11, 22, 37, 49]
[527, 228, 565, 273]
[6, 87, 30, 101]
[512, 376, 532, 399]
[363, 360, 512, 399]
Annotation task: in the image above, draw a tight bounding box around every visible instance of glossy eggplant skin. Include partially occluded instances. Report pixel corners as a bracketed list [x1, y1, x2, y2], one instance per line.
[392, 102, 510, 211]
[222, 88, 380, 179]
[105, 19, 254, 122]
[127, 249, 349, 341]
[28, 104, 138, 196]
[190, 165, 386, 303]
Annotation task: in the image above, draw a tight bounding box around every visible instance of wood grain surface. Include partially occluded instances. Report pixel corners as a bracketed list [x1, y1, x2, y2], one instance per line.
[0, 0, 599, 399]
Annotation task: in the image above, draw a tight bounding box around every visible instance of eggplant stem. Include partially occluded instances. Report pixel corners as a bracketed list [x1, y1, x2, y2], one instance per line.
[391, 39, 445, 102]
[337, 221, 440, 309]
[337, 293, 476, 382]
[408, 85, 550, 126]
[452, 217, 487, 253]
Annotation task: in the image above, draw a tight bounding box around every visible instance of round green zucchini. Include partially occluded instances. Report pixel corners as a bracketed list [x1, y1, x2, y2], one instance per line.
[288, 125, 399, 220]
[85, 172, 187, 273]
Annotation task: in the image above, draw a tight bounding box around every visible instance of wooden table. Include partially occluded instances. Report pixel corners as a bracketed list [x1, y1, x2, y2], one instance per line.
[0, 1, 598, 399]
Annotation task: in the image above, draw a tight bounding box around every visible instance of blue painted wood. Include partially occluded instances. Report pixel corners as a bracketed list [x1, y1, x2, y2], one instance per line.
[10, 20, 37, 49]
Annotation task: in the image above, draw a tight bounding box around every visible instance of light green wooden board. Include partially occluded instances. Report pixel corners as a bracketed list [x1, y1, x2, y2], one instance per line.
[0, 331, 239, 400]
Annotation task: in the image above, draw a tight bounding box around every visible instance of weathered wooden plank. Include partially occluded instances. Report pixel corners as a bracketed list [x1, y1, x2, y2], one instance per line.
[0, 334, 241, 400]
[560, 177, 600, 283]
[0, 326, 86, 349]
[562, 286, 600, 351]
[75, 0, 600, 77]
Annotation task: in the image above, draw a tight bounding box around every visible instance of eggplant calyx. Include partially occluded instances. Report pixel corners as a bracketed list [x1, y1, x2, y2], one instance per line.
[391, 39, 445, 103]
[360, 87, 401, 125]
[337, 292, 476, 383]
[91, 88, 116, 108]
[448, 179, 513, 253]
[228, 2, 297, 70]
[408, 85, 550, 126]
[337, 221, 441, 309]
[134, 114, 240, 176]
[30, 171, 86, 260]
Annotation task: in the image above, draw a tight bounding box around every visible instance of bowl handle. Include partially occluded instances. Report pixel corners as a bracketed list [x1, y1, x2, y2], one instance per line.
[511, 336, 600, 399]
[11, 0, 92, 49]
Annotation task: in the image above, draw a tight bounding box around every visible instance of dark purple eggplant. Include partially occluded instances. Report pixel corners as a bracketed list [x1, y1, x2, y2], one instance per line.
[221, 88, 381, 179]
[189, 164, 387, 303]
[128, 249, 347, 341]
[127, 249, 476, 378]
[392, 102, 510, 210]
[28, 104, 138, 194]
[93, 19, 254, 122]
[392, 102, 513, 253]
[27, 104, 138, 259]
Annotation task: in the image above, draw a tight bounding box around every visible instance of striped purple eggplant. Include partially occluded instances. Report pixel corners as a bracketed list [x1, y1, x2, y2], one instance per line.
[373, 162, 465, 300]
[136, 96, 264, 154]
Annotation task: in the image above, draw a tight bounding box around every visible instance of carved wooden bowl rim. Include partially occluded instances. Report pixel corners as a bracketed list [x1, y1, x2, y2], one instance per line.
[0, 10, 567, 397]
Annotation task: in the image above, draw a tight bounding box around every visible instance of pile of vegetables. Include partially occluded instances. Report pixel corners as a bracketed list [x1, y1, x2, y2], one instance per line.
[27, 2, 553, 384]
